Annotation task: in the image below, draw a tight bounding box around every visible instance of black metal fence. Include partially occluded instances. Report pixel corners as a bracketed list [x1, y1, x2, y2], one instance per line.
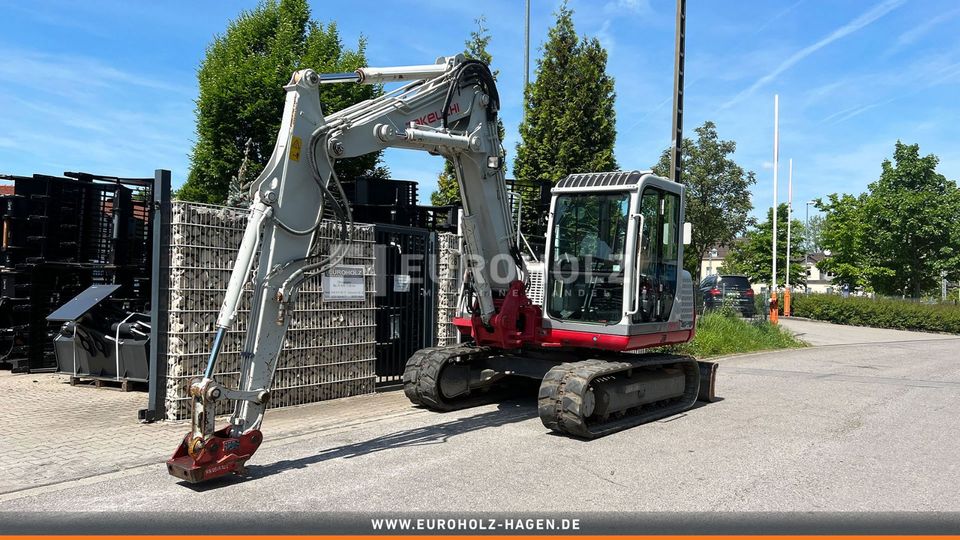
[373, 224, 436, 386]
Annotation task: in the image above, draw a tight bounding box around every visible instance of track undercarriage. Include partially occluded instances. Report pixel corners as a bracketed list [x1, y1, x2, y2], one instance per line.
[403, 343, 718, 439]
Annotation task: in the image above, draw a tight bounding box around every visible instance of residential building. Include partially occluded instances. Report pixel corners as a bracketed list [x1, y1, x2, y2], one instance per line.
[699, 245, 732, 278]
[697, 244, 837, 294]
[803, 252, 837, 294]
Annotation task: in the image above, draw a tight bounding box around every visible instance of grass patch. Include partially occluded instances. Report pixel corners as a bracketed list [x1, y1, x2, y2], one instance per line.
[662, 312, 807, 358]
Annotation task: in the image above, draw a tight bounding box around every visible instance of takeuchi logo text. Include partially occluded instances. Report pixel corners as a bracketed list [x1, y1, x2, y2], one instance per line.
[414, 102, 460, 126]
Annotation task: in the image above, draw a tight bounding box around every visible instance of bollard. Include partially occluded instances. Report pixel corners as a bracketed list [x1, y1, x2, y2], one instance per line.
[783, 287, 791, 317]
[769, 292, 779, 325]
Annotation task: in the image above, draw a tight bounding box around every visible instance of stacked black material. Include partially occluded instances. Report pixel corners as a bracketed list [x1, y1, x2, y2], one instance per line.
[505, 177, 552, 255]
[0, 171, 155, 372]
[340, 177, 458, 233]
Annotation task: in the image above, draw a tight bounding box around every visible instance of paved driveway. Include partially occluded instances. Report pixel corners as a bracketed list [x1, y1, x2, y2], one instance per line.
[778, 317, 959, 346]
[2, 319, 959, 522]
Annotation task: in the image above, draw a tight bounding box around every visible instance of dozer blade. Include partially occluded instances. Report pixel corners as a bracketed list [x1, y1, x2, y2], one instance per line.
[166, 425, 262, 484]
[537, 354, 701, 439]
[697, 360, 720, 402]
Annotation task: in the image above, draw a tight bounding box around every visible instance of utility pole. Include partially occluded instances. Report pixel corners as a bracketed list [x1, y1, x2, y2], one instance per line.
[805, 200, 814, 293]
[669, 0, 686, 183]
[785, 158, 793, 316]
[770, 95, 779, 324]
[524, 0, 530, 91]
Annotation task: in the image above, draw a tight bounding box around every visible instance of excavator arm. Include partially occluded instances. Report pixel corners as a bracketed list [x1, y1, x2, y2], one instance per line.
[167, 55, 525, 483]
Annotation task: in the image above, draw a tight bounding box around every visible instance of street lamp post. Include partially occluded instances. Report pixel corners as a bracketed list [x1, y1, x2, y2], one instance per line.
[524, 0, 530, 90]
[785, 159, 793, 316]
[770, 95, 779, 324]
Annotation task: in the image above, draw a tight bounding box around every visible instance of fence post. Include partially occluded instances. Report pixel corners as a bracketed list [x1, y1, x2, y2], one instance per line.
[424, 231, 437, 348]
[139, 169, 171, 423]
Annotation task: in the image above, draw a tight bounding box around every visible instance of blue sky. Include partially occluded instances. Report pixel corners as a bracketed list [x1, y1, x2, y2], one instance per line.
[1, 0, 958, 219]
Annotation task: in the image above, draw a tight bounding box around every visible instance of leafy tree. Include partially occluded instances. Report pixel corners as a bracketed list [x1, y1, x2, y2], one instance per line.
[721, 203, 807, 288]
[652, 121, 755, 283]
[863, 142, 960, 296]
[226, 138, 255, 207]
[814, 193, 869, 290]
[802, 213, 825, 254]
[513, 1, 617, 186]
[431, 16, 506, 206]
[817, 142, 960, 297]
[178, 0, 386, 204]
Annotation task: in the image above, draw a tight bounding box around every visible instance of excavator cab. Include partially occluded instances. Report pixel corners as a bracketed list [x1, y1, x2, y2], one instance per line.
[539, 171, 696, 351]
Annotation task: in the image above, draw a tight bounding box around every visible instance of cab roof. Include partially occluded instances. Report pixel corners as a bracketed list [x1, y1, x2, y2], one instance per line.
[555, 170, 654, 190]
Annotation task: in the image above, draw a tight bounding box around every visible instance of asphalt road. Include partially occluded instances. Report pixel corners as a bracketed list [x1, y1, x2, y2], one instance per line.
[3, 319, 959, 516]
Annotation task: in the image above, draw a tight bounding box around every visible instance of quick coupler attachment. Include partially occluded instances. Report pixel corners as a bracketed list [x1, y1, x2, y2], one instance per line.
[166, 425, 262, 484]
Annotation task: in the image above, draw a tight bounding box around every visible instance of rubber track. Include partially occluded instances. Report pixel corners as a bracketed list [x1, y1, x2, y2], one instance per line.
[537, 354, 700, 439]
[402, 343, 500, 411]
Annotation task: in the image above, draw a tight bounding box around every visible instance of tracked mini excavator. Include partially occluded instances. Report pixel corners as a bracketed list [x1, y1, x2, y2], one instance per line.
[166, 54, 718, 484]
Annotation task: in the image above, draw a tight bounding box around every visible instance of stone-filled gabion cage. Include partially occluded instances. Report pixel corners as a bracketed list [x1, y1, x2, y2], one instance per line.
[163, 201, 376, 420]
[435, 232, 462, 347]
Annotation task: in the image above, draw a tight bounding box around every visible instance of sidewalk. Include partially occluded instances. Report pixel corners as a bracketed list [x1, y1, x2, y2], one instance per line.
[0, 371, 414, 495]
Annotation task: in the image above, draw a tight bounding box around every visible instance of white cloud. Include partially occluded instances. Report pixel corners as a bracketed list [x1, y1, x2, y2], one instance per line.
[722, 0, 906, 109]
[595, 20, 616, 54]
[603, 0, 653, 16]
[818, 54, 960, 125]
[821, 99, 894, 124]
[0, 47, 192, 97]
[0, 45, 194, 182]
[748, 0, 807, 36]
[888, 7, 960, 54]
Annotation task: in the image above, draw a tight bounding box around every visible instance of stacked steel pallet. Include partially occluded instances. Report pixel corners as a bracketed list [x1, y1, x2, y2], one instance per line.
[163, 201, 376, 420]
[341, 177, 458, 233]
[505, 178, 552, 255]
[435, 232, 462, 347]
[0, 172, 154, 372]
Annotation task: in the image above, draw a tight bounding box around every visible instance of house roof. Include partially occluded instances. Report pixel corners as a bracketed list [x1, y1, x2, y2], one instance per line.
[705, 245, 731, 259]
[807, 251, 829, 263]
[704, 239, 746, 259]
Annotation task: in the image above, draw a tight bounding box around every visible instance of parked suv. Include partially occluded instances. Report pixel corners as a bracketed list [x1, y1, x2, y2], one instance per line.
[698, 274, 756, 317]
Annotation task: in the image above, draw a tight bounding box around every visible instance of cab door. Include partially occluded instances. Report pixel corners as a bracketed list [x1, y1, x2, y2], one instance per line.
[633, 187, 681, 323]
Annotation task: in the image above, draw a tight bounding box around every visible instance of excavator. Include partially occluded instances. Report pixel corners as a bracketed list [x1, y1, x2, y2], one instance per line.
[166, 54, 718, 484]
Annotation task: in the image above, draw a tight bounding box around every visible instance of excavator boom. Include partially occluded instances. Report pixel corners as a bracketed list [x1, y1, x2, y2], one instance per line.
[168, 56, 528, 483]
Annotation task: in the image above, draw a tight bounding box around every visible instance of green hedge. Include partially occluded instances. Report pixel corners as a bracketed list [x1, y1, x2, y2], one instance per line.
[791, 294, 960, 334]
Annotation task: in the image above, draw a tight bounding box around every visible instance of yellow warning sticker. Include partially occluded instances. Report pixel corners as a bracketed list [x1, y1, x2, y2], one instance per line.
[289, 136, 302, 162]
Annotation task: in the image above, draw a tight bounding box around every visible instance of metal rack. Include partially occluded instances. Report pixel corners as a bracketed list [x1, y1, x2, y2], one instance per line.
[0, 171, 159, 372]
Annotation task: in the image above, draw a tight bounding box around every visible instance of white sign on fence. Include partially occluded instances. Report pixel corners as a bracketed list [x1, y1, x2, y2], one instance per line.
[322, 264, 366, 302]
[394, 274, 411, 293]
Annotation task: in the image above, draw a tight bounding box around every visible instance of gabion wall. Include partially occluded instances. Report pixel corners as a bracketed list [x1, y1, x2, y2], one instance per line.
[164, 201, 376, 420]
[435, 232, 461, 347]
